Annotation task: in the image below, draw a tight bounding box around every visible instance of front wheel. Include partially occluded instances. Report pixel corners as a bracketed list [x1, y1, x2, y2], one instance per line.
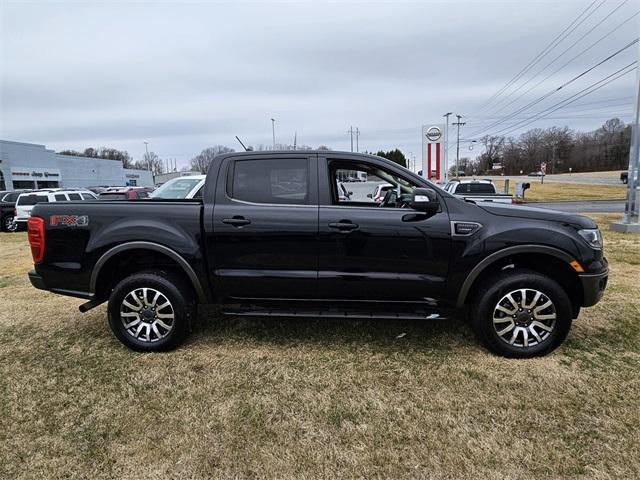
[107, 271, 194, 351]
[470, 269, 572, 358]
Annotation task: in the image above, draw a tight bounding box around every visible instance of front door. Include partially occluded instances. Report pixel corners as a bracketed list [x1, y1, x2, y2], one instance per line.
[318, 156, 451, 302]
[211, 154, 319, 301]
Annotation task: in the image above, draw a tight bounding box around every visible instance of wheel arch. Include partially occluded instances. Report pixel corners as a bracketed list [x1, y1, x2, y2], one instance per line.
[90, 241, 208, 304]
[456, 245, 583, 315]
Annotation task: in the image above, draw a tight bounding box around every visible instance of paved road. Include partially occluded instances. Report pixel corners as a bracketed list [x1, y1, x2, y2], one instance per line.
[527, 200, 625, 213]
[483, 173, 625, 186]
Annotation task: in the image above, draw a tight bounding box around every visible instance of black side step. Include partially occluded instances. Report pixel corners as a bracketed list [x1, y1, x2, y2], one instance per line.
[220, 306, 449, 321]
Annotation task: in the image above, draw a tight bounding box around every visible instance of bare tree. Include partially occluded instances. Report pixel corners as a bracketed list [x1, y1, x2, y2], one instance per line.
[135, 151, 164, 175]
[190, 146, 235, 173]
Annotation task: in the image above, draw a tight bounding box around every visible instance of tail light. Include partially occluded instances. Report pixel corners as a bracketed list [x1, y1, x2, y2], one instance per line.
[27, 216, 46, 264]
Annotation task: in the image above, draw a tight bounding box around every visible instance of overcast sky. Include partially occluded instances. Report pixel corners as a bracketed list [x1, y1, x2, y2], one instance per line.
[1, 0, 637, 169]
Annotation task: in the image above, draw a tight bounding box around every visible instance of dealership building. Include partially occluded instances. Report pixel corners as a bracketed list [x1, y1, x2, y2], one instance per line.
[0, 139, 153, 190]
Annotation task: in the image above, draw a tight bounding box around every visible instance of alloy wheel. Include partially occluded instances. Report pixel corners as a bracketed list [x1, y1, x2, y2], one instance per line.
[492, 288, 557, 348]
[5, 216, 17, 232]
[119, 287, 175, 343]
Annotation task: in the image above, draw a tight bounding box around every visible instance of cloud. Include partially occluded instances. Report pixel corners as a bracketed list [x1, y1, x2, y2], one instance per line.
[1, 0, 636, 168]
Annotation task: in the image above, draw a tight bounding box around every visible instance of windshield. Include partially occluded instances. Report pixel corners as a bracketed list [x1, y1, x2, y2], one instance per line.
[150, 177, 203, 199]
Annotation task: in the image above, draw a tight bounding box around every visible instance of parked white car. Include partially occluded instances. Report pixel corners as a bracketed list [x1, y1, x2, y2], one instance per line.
[149, 175, 206, 199]
[14, 189, 97, 227]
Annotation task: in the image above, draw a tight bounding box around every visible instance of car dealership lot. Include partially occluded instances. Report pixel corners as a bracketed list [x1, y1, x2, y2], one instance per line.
[1, 213, 638, 479]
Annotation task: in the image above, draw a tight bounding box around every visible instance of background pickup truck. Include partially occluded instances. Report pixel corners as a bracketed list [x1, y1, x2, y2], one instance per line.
[442, 179, 514, 204]
[27, 151, 608, 358]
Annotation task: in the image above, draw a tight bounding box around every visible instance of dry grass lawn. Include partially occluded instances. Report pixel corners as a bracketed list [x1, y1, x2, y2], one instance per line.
[491, 180, 627, 202]
[1, 214, 639, 479]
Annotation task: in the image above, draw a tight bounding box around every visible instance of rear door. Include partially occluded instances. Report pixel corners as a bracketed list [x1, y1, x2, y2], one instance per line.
[210, 154, 319, 300]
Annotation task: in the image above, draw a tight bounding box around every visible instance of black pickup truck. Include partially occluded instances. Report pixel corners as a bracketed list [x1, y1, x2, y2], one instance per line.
[27, 151, 608, 357]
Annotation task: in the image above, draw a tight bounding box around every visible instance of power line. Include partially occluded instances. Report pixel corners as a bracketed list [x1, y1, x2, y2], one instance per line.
[484, 62, 637, 138]
[466, 38, 639, 138]
[470, 0, 602, 116]
[483, 4, 638, 119]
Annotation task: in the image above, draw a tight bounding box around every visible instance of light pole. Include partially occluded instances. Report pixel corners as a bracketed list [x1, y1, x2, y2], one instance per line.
[143, 141, 151, 172]
[355, 127, 360, 153]
[271, 118, 276, 149]
[443, 112, 452, 179]
[348, 126, 355, 152]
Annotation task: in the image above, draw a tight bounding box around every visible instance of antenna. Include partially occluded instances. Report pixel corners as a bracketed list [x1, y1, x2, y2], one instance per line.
[235, 136, 249, 152]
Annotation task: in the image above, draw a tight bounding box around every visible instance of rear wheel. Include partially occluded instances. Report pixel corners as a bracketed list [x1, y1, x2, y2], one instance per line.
[107, 271, 194, 351]
[470, 269, 572, 358]
[2, 215, 17, 232]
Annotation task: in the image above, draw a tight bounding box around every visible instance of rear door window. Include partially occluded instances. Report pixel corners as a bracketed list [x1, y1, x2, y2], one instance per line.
[67, 193, 82, 200]
[455, 183, 495, 194]
[229, 158, 309, 205]
[54, 194, 68, 201]
[17, 195, 49, 205]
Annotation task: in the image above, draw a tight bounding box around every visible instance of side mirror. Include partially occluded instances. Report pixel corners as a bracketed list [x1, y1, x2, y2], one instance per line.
[366, 193, 373, 198]
[410, 187, 439, 214]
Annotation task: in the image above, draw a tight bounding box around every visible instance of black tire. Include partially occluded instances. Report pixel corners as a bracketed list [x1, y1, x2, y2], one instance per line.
[107, 271, 194, 351]
[1, 215, 17, 233]
[470, 269, 572, 358]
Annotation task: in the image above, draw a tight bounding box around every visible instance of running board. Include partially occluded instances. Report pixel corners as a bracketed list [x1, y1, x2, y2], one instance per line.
[221, 306, 449, 321]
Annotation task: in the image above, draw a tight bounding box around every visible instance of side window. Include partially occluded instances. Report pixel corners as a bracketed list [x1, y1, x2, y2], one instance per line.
[192, 187, 203, 199]
[230, 158, 309, 205]
[54, 194, 67, 201]
[68, 193, 82, 200]
[329, 161, 419, 208]
[80, 193, 94, 200]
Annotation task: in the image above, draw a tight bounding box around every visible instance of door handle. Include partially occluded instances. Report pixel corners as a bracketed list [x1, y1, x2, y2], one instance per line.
[222, 216, 251, 227]
[328, 221, 359, 232]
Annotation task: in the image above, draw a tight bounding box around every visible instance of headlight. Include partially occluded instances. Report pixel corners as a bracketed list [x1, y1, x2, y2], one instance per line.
[578, 228, 603, 249]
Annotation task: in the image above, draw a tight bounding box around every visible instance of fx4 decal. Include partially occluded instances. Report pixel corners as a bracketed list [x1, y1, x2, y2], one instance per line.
[50, 215, 89, 227]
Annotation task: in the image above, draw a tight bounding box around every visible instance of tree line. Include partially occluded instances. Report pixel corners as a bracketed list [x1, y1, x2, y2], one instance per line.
[469, 117, 631, 176]
[58, 147, 168, 175]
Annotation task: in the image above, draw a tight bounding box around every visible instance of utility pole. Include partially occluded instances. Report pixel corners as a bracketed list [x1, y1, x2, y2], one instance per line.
[271, 118, 276, 149]
[293, 131, 297, 150]
[452, 115, 465, 176]
[348, 126, 355, 152]
[355, 127, 360, 153]
[443, 112, 452, 179]
[611, 61, 640, 233]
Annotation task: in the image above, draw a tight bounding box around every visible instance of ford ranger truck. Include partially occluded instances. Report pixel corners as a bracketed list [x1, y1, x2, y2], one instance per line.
[26, 151, 608, 358]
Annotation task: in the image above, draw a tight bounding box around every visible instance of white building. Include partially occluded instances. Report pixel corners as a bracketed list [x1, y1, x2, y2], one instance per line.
[0, 139, 153, 190]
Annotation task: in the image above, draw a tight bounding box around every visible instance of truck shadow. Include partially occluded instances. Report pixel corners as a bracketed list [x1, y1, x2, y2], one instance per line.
[190, 306, 475, 351]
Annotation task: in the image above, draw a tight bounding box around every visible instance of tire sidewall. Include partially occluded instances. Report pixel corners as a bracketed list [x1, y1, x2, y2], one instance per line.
[108, 272, 191, 351]
[473, 270, 572, 358]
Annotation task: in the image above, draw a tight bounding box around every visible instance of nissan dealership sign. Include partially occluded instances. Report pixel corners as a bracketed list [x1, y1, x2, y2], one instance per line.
[421, 123, 447, 182]
[425, 126, 442, 142]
